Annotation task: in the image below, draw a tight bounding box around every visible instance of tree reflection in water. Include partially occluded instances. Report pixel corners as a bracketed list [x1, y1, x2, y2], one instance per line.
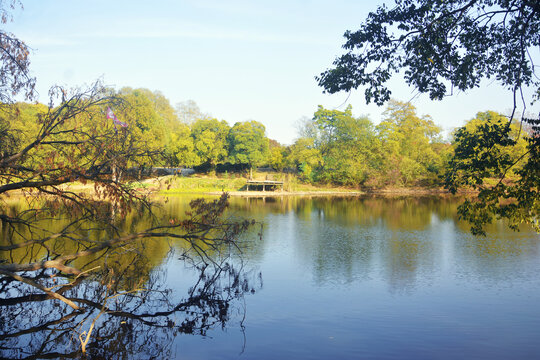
[0, 195, 262, 359]
[0, 254, 260, 359]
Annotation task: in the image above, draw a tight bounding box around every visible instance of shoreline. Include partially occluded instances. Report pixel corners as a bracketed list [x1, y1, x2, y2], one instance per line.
[2, 175, 473, 199]
[167, 188, 463, 197]
[155, 175, 474, 197]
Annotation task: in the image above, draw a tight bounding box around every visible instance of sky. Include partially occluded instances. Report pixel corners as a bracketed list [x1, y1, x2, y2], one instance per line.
[4, 0, 539, 144]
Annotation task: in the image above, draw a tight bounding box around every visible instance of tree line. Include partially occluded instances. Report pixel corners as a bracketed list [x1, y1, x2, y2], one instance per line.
[2, 87, 530, 188]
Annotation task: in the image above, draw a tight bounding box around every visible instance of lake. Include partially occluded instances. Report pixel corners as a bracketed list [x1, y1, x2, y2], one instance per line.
[1, 195, 539, 359]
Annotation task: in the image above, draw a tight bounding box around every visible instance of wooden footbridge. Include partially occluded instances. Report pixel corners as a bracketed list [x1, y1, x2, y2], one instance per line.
[246, 180, 284, 192]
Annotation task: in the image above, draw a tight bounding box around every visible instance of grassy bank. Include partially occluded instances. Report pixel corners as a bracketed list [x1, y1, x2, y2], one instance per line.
[157, 173, 448, 196]
[11, 174, 450, 197]
[159, 175, 248, 194]
[159, 173, 365, 195]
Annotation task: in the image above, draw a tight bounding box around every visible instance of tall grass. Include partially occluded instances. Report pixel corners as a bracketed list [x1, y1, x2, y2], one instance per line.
[162, 176, 247, 193]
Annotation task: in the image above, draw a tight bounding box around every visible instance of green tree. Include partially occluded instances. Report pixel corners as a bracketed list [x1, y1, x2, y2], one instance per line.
[317, 0, 540, 233]
[115, 88, 168, 168]
[452, 111, 528, 178]
[309, 105, 379, 186]
[126, 89, 196, 167]
[141, 89, 178, 126]
[268, 139, 286, 171]
[377, 100, 443, 186]
[287, 137, 321, 182]
[191, 118, 230, 170]
[168, 122, 198, 167]
[446, 111, 534, 234]
[227, 120, 269, 178]
[1, 102, 46, 155]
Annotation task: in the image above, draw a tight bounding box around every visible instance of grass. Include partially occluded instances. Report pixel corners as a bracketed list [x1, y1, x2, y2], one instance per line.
[158, 172, 364, 195]
[145, 171, 452, 196]
[2, 171, 450, 198]
[288, 182, 361, 193]
[160, 176, 247, 194]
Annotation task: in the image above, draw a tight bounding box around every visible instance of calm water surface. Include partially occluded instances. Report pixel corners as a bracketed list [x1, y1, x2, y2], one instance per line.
[2, 195, 540, 359]
[165, 195, 540, 359]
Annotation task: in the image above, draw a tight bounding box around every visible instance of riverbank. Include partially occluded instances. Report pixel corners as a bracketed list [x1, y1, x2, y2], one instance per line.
[5, 174, 458, 198]
[156, 175, 454, 197]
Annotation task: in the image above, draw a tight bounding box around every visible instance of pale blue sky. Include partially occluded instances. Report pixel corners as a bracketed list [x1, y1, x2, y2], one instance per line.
[5, 0, 538, 144]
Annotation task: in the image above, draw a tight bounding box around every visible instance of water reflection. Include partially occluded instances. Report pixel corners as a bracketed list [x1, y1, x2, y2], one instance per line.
[0, 196, 262, 359]
[2, 194, 539, 359]
[226, 195, 539, 293]
[0, 257, 260, 359]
